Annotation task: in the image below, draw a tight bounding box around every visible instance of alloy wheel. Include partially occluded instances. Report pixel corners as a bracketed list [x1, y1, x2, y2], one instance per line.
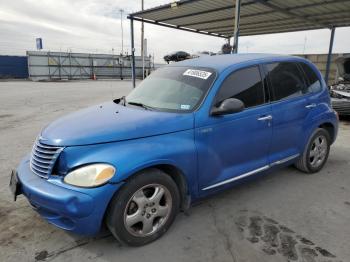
[309, 135, 328, 168]
[123, 184, 172, 237]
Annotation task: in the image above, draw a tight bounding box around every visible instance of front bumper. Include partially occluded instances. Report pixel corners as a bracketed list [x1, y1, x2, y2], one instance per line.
[15, 156, 122, 235]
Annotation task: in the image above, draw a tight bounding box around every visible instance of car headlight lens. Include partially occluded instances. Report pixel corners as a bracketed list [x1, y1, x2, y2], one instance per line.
[64, 164, 115, 187]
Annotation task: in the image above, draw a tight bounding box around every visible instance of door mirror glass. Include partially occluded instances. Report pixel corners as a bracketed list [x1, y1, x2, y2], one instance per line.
[211, 98, 245, 116]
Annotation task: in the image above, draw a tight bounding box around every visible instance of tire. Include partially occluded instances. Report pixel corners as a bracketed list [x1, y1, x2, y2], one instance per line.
[295, 128, 331, 174]
[106, 168, 180, 246]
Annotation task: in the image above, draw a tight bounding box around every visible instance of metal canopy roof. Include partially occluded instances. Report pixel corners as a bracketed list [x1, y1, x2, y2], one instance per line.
[129, 0, 350, 38]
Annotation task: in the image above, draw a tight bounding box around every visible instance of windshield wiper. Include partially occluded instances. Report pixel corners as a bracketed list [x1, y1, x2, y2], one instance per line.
[127, 101, 156, 111]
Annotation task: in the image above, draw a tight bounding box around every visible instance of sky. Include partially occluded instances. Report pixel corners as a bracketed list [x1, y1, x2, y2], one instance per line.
[0, 0, 350, 63]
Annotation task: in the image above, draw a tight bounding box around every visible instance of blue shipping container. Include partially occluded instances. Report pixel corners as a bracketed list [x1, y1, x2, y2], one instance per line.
[0, 55, 28, 78]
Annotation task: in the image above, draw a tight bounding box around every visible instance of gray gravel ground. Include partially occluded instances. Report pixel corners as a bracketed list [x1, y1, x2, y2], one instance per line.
[0, 80, 349, 262]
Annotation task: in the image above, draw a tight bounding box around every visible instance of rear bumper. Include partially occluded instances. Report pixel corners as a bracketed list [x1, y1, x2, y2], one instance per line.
[16, 156, 121, 235]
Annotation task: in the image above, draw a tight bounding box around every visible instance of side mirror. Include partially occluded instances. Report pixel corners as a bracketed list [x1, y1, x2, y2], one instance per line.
[211, 98, 245, 116]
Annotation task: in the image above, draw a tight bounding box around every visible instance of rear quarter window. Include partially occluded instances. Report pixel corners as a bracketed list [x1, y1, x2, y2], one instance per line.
[299, 62, 322, 93]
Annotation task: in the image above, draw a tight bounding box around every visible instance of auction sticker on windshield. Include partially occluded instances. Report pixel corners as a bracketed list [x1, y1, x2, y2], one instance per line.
[183, 69, 212, 80]
[180, 104, 191, 110]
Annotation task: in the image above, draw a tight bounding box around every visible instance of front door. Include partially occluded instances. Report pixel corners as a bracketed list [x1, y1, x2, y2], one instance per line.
[195, 65, 272, 192]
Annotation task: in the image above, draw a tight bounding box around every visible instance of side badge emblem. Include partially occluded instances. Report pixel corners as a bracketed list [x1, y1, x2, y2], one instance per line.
[200, 127, 213, 134]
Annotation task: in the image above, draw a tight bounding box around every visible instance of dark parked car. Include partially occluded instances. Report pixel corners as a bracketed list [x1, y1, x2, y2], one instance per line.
[11, 54, 338, 246]
[330, 55, 350, 115]
[164, 51, 191, 63]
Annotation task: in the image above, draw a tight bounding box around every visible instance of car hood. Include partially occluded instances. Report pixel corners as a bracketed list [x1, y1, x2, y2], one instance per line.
[332, 89, 350, 98]
[40, 101, 194, 146]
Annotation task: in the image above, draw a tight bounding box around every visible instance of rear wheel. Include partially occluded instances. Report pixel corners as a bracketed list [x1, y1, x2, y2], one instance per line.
[295, 128, 331, 174]
[106, 169, 180, 246]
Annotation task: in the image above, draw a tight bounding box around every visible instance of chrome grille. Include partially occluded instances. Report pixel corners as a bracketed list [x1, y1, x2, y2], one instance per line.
[30, 139, 63, 178]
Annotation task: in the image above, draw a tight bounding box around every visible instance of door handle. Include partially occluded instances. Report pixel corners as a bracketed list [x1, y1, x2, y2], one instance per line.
[305, 103, 316, 109]
[257, 115, 273, 121]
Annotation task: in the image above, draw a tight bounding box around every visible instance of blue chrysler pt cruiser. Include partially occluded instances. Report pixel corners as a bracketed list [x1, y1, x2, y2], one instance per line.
[10, 54, 338, 246]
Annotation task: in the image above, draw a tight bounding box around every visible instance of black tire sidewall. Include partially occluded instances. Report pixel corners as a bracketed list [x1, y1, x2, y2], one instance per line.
[106, 169, 180, 246]
[304, 128, 331, 173]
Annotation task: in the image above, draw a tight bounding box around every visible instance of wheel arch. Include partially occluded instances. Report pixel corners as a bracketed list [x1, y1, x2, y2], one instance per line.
[118, 162, 191, 212]
[318, 122, 336, 144]
[151, 164, 190, 211]
[302, 107, 338, 150]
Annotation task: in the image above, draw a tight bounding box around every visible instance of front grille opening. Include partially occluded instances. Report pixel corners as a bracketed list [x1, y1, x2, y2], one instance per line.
[30, 139, 63, 179]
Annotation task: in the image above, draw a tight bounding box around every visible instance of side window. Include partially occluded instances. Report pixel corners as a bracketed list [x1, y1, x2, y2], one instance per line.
[265, 62, 306, 101]
[299, 62, 322, 93]
[214, 66, 264, 108]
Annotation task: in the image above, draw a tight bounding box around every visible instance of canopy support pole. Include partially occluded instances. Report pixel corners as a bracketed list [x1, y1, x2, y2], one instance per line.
[232, 0, 241, 54]
[130, 17, 136, 88]
[325, 27, 335, 86]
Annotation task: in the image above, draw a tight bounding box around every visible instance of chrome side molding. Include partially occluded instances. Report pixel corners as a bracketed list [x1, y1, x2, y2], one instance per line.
[270, 153, 300, 167]
[202, 154, 300, 191]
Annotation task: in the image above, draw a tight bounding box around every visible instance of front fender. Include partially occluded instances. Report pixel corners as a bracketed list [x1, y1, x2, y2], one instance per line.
[56, 129, 198, 198]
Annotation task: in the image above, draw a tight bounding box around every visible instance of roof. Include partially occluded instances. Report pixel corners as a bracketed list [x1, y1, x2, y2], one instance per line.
[129, 0, 350, 38]
[167, 53, 307, 72]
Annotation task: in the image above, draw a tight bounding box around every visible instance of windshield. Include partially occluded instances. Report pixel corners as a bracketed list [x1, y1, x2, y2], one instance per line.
[125, 66, 216, 112]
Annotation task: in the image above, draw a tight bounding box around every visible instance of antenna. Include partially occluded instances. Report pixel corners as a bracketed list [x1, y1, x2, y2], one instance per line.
[141, 0, 145, 79]
[120, 9, 124, 56]
[302, 36, 307, 54]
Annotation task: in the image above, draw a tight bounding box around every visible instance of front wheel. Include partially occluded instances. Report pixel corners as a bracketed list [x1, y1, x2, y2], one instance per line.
[106, 169, 180, 246]
[295, 128, 331, 174]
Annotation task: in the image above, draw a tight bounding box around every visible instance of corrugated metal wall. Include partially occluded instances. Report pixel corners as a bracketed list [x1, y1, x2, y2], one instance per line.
[0, 52, 347, 83]
[0, 55, 28, 78]
[27, 51, 152, 81]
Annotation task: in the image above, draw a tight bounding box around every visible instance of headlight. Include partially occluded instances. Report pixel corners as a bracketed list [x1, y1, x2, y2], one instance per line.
[64, 164, 115, 187]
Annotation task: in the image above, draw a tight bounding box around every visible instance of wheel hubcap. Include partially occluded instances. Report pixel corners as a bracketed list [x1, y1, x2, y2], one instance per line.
[309, 135, 327, 168]
[124, 184, 172, 237]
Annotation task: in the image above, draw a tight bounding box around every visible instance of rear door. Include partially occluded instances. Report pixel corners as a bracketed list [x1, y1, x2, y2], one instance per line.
[264, 62, 310, 164]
